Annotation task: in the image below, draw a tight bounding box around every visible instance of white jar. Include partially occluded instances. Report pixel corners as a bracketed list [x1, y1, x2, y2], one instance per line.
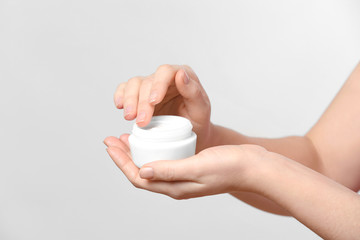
[129, 115, 197, 168]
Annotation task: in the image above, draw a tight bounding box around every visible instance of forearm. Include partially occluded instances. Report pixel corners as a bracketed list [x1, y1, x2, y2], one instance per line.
[207, 124, 323, 215]
[206, 62, 360, 216]
[208, 124, 322, 172]
[254, 152, 360, 239]
[230, 191, 290, 216]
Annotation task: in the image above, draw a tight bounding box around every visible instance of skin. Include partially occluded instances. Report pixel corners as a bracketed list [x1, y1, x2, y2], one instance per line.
[104, 63, 360, 239]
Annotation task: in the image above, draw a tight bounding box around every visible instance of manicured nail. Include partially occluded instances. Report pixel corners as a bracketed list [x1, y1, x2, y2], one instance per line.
[149, 92, 157, 103]
[183, 70, 190, 84]
[115, 96, 123, 108]
[139, 167, 154, 179]
[136, 112, 146, 123]
[124, 106, 133, 117]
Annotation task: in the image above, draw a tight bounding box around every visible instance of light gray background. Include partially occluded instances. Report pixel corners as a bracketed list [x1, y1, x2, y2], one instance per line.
[1, 0, 359, 239]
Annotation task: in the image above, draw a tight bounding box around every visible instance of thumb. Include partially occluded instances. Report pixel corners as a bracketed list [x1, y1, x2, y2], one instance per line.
[175, 68, 209, 112]
[139, 157, 198, 181]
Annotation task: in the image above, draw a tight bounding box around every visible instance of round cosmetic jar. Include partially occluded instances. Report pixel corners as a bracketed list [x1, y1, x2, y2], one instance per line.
[129, 115, 197, 168]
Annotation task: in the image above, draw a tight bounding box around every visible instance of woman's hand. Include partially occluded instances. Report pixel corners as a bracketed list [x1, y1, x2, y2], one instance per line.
[104, 135, 268, 199]
[114, 64, 212, 152]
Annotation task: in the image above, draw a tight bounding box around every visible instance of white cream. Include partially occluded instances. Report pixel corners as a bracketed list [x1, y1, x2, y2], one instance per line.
[129, 115, 197, 168]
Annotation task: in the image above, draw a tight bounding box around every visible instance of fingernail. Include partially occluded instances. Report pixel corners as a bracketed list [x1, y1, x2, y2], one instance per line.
[124, 106, 133, 117]
[136, 112, 146, 123]
[139, 167, 154, 179]
[183, 70, 190, 84]
[149, 92, 157, 103]
[115, 96, 123, 108]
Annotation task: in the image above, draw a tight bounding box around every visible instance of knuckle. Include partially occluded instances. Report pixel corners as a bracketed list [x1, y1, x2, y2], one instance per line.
[203, 99, 211, 111]
[142, 77, 152, 85]
[138, 99, 150, 107]
[128, 76, 142, 84]
[115, 83, 126, 96]
[182, 64, 192, 72]
[156, 64, 173, 73]
[123, 93, 137, 100]
[192, 85, 202, 98]
[140, 79, 153, 93]
[194, 86, 202, 96]
[116, 82, 126, 91]
[131, 178, 142, 189]
[164, 167, 176, 181]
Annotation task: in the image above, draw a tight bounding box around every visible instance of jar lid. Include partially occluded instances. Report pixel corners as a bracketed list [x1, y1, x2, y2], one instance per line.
[132, 115, 193, 142]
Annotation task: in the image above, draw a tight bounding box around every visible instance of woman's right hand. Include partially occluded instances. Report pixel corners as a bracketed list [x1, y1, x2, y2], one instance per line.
[114, 64, 213, 152]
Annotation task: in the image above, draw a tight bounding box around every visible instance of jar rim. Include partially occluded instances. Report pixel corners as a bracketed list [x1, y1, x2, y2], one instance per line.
[132, 115, 193, 142]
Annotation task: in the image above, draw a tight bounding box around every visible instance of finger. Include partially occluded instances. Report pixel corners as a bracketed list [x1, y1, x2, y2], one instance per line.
[136, 79, 155, 127]
[140, 180, 203, 200]
[119, 134, 130, 148]
[139, 156, 200, 182]
[107, 146, 203, 199]
[105, 146, 173, 193]
[103, 134, 130, 148]
[148, 64, 181, 105]
[106, 146, 139, 183]
[104, 136, 131, 157]
[114, 83, 126, 109]
[104, 136, 118, 147]
[119, 134, 131, 158]
[123, 77, 143, 120]
[175, 68, 209, 117]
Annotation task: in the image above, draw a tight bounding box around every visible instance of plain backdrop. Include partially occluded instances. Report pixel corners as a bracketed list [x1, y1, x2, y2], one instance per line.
[1, 0, 360, 239]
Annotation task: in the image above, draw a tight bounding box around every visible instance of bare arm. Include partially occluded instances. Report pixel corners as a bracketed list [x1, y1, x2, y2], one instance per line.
[205, 62, 360, 214]
[111, 62, 360, 216]
[207, 125, 322, 215]
[106, 62, 360, 238]
[307, 62, 360, 191]
[105, 130, 360, 239]
[256, 151, 360, 240]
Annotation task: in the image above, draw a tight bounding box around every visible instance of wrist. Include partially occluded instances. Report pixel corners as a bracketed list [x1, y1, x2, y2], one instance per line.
[235, 146, 281, 194]
[203, 123, 225, 148]
[205, 122, 216, 147]
[196, 121, 216, 152]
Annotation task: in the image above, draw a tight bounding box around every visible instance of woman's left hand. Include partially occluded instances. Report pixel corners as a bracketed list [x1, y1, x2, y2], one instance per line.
[104, 135, 268, 199]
